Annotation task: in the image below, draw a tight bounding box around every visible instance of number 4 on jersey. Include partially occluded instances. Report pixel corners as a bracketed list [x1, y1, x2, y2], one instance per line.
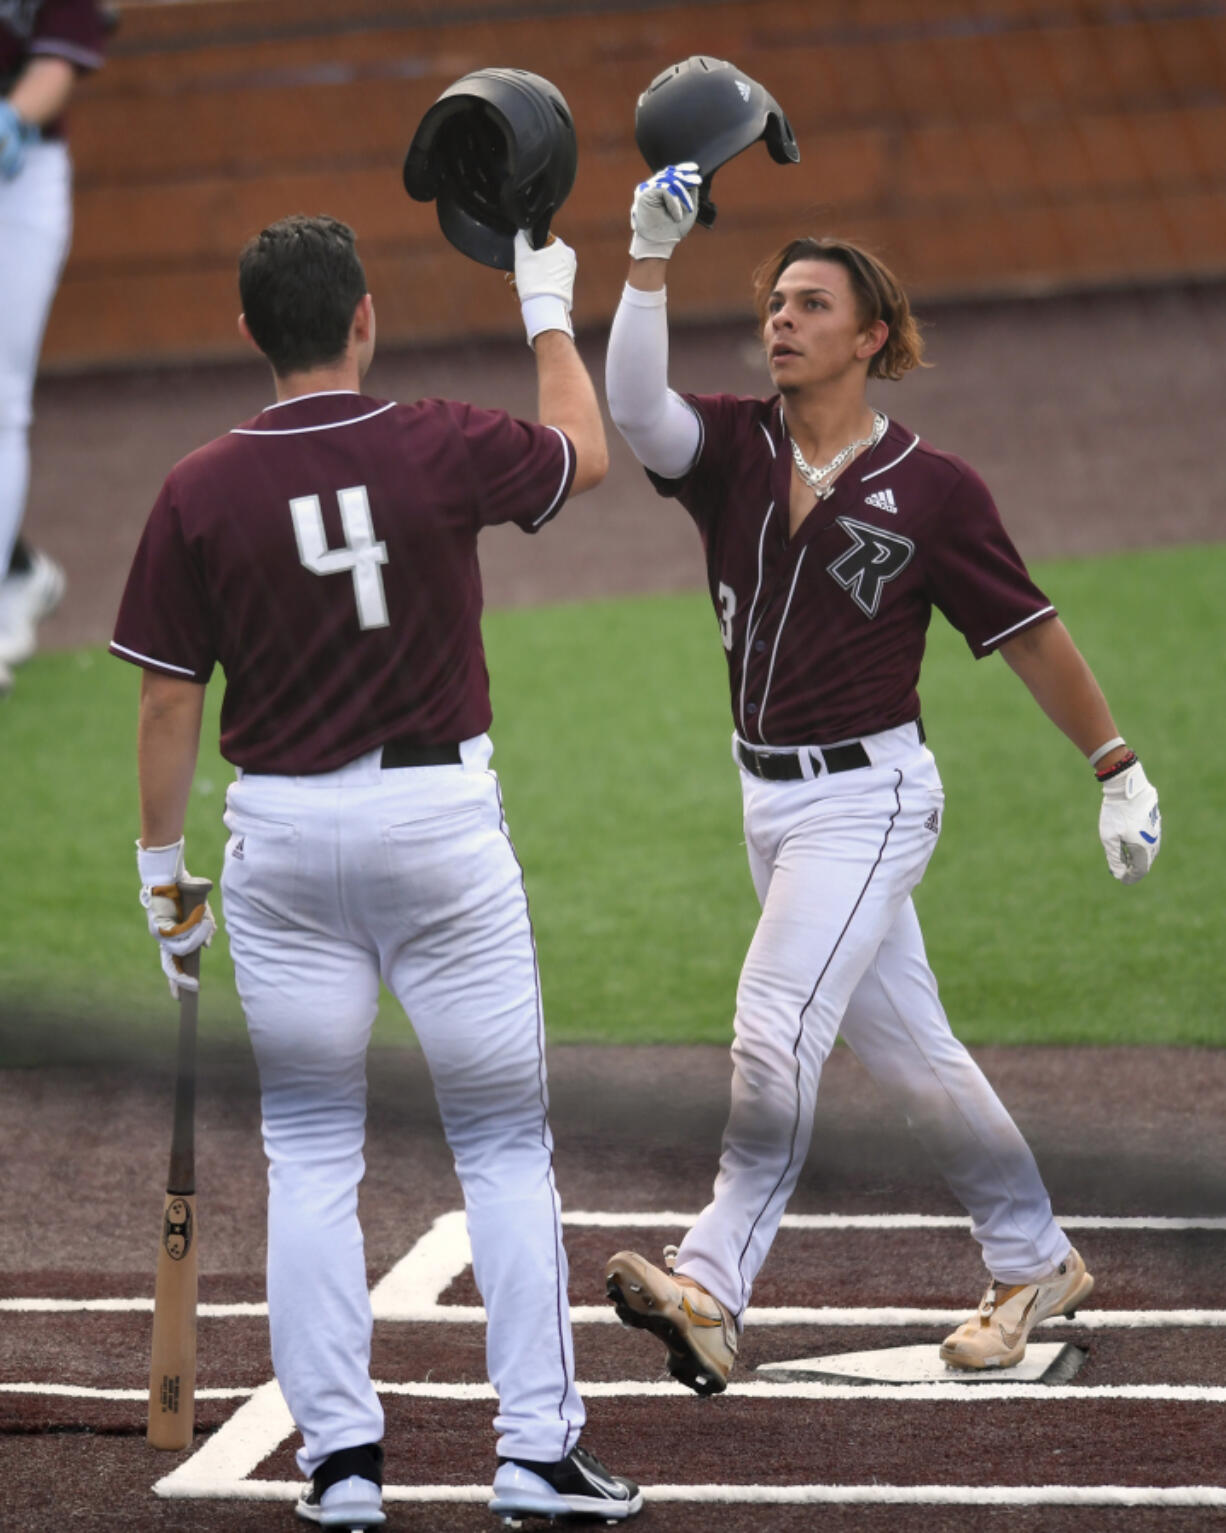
[290, 486, 390, 630]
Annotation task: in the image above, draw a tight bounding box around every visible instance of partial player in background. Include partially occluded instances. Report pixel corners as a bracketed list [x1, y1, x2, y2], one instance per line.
[601, 158, 1162, 1393]
[0, 0, 108, 698]
[111, 214, 640, 1528]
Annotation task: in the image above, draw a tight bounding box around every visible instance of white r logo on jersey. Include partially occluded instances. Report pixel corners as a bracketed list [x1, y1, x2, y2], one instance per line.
[827, 517, 916, 618]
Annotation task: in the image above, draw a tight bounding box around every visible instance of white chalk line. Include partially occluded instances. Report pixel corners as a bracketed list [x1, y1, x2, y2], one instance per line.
[565, 1212, 1226, 1232]
[9, 1378, 1226, 1404]
[8, 1208, 1223, 1512]
[155, 1479, 1226, 1509]
[0, 1383, 251, 1401]
[6, 1296, 1223, 1327]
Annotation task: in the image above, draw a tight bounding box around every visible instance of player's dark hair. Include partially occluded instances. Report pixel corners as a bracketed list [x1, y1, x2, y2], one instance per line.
[751, 237, 927, 380]
[238, 215, 368, 376]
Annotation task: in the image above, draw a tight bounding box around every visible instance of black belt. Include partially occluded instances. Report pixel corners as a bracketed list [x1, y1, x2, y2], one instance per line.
[736, 719, 925, 782]
[243, 739, 462, 775]
[380, 739, 462, 768]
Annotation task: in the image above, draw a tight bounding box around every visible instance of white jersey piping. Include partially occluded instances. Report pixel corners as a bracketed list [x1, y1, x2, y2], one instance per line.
[981, 604, 1057, 649]
[531, 427, 573, 526]
[231, 401, 397, 436]
[109, 641, 198, 678]
[759, 420, 777, 458]
[31, 40, 104, 68]
[755, 549, 807, 742]
[862, 427, 917, 481]
[737, 504, 774, 734]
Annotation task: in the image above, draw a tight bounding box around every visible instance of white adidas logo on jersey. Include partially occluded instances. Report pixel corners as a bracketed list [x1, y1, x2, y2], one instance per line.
[864, 488, 898, 514]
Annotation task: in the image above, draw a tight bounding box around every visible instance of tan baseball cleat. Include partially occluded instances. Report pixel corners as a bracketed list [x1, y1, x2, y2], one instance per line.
[605, 1247, 738, 1396]
[940, 1247, 1094, 1370]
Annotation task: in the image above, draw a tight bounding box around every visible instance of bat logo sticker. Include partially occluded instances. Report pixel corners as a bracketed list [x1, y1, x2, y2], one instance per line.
[163, 1197, 193, 1261]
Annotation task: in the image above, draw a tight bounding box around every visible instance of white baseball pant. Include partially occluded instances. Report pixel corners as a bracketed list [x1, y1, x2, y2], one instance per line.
[220, 735, 584, 1477]
[674, 723, 1070, 1320]
[0, 140, 73, 572]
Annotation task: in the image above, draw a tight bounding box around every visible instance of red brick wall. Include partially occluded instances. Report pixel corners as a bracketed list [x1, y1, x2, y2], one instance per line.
[43, 0, 1226, 368]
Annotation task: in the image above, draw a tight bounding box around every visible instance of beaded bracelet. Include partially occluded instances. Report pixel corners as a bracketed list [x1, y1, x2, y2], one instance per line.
[1095, 749, 1138, 783]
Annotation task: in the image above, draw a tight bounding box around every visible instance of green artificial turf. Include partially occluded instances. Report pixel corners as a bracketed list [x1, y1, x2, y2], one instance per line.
[0, 543, 1220, 1062]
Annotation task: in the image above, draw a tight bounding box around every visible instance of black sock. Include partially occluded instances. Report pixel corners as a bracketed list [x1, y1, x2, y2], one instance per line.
[8, 538, 32, 577]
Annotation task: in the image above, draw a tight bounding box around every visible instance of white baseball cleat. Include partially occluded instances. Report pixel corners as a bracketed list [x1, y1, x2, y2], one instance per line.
[295, 1472, 385, 1528]
[0, 658, 12, 699]
[940, 1247, 1094, 1369]
[489, 1443, 642, 1523]
[0, 549, 67, 668]
[605, 1246, 738, 1396]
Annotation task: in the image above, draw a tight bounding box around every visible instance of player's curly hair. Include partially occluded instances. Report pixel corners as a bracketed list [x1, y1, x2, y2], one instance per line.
[238, 214, 368, 376]
[751, 237, 927, 381]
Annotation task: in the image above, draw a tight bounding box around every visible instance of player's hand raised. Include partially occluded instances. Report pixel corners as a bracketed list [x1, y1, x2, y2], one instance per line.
[630, 163, 702, 260]
[513, 229, 576, 344]
[1098, 758, 1161, 883]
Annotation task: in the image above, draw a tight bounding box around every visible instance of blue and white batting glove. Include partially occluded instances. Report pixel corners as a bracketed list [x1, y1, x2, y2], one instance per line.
[1098, 758, 1161, 884]
[513, 229, 576, 345]
[630, 162, 703, 260]
[137, 838, 216, 998]
[0, 99, 34, 181]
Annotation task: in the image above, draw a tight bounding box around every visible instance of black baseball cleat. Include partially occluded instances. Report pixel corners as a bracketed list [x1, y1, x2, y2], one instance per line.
[296, 1441, 386, 1528]
[488, 1443, 643, 1524]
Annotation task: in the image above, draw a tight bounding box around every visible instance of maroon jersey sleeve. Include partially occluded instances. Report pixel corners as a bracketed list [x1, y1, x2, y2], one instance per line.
[644, 393, 769, 530]
[454, 403, 575, 533]
[923, 460, 1056, 655]
[111, 476, 217, 685]
[30, 0, 107, 71]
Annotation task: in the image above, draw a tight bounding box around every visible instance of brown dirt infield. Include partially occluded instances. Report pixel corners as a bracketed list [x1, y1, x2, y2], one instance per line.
[4, 289, 1226, 1529]
[2, 1044, 1226, 1530]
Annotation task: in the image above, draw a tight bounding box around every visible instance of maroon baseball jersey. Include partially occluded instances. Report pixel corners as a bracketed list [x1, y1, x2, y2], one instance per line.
[1, 1, 107, 137]
[650, 395, 1056, 746]
[111, 390, 575, 773]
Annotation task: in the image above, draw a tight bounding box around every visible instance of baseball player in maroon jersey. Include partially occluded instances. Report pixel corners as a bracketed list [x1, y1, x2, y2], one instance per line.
[602, 165, 1162, 1393]
[111, 215, 641, 1527]
[0, 0, 107, 697]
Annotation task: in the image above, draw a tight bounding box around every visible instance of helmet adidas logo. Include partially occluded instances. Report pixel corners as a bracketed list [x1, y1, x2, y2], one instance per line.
[865, 488, 898, 514]
[735, 79, 751, 101]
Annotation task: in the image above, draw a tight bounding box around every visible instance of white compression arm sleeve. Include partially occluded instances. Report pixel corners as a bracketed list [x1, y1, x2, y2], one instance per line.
[605, 283, 702, 480]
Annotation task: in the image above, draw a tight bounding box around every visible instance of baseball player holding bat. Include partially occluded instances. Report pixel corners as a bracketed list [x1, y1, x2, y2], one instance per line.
[145, 875, 212, 1452]
[113, 215, 640, 1526]
[602, 164, 1162, 1393]
[0, 0, 108, 697]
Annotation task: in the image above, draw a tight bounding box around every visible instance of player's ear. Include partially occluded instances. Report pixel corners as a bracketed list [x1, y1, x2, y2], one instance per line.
[857, 319, 889, 363]
[352, 294, 374, 345]
[237, 314, 261, 354]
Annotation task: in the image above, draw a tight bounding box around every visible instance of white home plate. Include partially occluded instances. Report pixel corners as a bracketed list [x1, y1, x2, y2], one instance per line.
[758, 1342, 1087, 1385]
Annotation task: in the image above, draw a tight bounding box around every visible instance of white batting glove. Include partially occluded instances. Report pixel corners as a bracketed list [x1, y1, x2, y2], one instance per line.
[137, 838, 216, 998]
[514, 229, 576, 345]
[0, 99, 33, 181]
[1098, 759, 1161, 884]
[630, 162, 702, 260]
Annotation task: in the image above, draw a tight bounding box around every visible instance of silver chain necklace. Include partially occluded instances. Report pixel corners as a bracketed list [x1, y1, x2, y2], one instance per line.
[789, 411, 888, 498]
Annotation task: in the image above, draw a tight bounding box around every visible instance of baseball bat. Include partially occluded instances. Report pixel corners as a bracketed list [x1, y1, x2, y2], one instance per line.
[146, 876, 212, 1451]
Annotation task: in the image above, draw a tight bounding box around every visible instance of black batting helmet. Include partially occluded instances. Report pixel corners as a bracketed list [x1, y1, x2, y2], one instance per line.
[404, 68, 578, 271]
[635, 56, 799, 227]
